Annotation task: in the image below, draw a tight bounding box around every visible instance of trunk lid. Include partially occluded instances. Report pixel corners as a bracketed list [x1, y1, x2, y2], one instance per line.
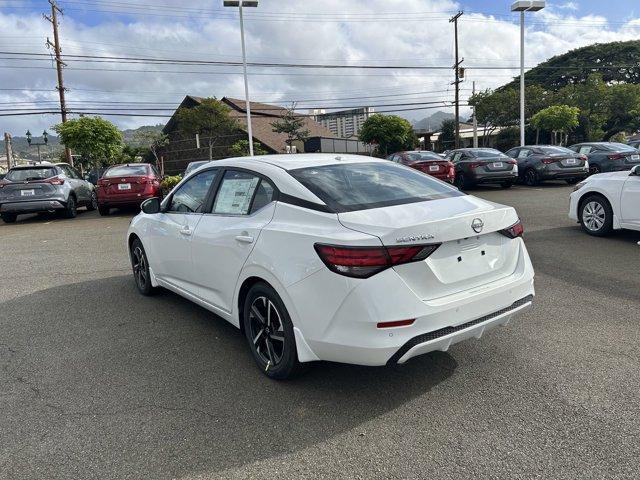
[411, 160, 450, 175]
[338, 196, 521, 300]
[0, 180, 58, 200]
[101, 175, 148, 195]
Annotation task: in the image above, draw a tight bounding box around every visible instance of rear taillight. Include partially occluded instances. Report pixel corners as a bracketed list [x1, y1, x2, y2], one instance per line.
[314, 243, 441, 279]
[499, 219, 524, 239]
[507, 159, 517, 165]
[579, 155, 588, 161]
[541, 157, 556, 164]
[0, 180, 8, 188]
[608, 153, 625, 160]
[47, 176, 65, 185]
[469, 161, 487, 169]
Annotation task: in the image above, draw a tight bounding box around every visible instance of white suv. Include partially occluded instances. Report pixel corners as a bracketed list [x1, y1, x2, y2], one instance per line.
[569, 165, 640, 235]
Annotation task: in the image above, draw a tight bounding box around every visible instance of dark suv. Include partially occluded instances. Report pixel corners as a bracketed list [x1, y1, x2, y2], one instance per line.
[568, 142, 640, 174]
[0, 162, 96, 223]
[504, 145, 588, 186]
[445, 148, 518, 189]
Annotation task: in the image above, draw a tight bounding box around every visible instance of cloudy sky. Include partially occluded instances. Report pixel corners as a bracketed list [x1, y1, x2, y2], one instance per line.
[1, 0, 639, 137]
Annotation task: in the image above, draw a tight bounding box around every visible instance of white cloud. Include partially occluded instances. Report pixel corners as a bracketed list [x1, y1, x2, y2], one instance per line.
[0, 0, 639, 136]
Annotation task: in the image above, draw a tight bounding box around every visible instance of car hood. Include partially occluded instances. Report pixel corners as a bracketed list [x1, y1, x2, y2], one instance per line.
[588, 171, 632, 180]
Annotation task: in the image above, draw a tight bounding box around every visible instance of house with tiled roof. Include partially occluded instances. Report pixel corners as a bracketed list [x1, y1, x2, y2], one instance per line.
[161, 96, 372, 174]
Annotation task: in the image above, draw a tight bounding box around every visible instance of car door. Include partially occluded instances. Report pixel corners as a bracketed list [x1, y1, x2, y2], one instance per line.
[60, 165, 87, 203]
[71, 165, 93, 201]
[621, 169, 640, 226]
[190, 169, 277, 314]
[147, 168, 219, 293]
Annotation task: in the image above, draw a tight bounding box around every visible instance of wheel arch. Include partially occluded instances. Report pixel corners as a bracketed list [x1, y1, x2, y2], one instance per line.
[577, 190, 612, 220]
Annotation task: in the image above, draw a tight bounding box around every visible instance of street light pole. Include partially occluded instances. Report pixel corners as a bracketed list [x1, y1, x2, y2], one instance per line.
[511, 1, 545, 147]
[223, 1, 258, 156]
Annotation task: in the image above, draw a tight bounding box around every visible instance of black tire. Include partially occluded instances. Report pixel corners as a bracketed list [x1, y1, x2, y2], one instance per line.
[523, 168, 539, 186]
[1, 213, 17, 223]
[589, 164, 601, 175]
[243, 282, 306, 380]
[579, 194, 613, 236]
[86, 191, 98, 211]
[454, 173, 469, 190]
[130, 238, 157, 296]
[500, 182, 513, 189]
[565, 178, 580, 185]
[62, 195, 77, 219]
[98, 205, 110, 216]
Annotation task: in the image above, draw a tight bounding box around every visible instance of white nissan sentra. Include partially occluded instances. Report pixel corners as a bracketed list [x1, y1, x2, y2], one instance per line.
[127, 154, 535, 379]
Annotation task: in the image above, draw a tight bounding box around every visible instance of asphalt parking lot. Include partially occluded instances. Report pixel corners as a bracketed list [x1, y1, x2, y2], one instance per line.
[1, 184, 639, 479]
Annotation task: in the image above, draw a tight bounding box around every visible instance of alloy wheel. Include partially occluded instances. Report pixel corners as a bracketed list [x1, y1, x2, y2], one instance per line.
[583, 201, 606, 231]
[525, 169, 537, 186]
[248, 296, 285, 367]
[132, 246, 148, 290]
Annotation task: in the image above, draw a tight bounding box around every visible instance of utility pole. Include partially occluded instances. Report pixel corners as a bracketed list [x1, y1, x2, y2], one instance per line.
[44, 0, 73, 165]
[450, 11, 463, 149]
[472, 81, 478, 148]
[3, 133, 13, 170]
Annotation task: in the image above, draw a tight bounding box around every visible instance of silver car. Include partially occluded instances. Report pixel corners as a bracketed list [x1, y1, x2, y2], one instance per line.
[0, 162, 96, 223]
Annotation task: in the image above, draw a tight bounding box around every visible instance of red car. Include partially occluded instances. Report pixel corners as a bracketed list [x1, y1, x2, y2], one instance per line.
[96, 163, 161, 216]
[388, 151, 456, 183]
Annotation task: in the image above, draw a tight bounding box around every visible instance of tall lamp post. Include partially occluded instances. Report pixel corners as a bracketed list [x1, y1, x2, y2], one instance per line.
[26, 130, 49, 162]
[511, 0, 545, 146]
[223, 0, 258, 156]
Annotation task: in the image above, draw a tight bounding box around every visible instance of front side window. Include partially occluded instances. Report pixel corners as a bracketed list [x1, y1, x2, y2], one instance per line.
[167, 169, 218, 213]
[289, 161, 463, 213]
[213, 170, 273, 215]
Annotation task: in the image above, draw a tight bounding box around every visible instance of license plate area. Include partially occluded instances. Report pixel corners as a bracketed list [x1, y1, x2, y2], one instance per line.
[429, 165, 440, 172]
[118, 183, 131, 190]
[565, 158, 577, 165]
[492, 162, 504, 168]
[21, 189, 35, 196]
[631, 154, 639, 161]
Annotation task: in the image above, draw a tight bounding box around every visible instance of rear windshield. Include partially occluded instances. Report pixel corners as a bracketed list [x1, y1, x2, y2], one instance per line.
[406, 152, 441, 161]
[538, 146, 574, 154]
[600, 143, 636, 152]
[104, 165, 149, 177]
[6, 167, 57, 182]
[289, 162, 464, 213]
[470, 149, 509, 158]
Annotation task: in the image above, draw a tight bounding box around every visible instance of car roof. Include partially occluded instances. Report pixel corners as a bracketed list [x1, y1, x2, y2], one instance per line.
[208, 153, 383, 171]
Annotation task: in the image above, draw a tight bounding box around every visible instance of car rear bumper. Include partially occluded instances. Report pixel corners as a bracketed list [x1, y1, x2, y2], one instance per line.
[288, 238, 535, 366]
[473, 172, 518, 185]
[0, 199, 65, 213]
[98, 193, 157, 207]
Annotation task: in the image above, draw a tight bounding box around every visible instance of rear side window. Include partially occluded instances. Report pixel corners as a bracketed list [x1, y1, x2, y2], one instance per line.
[289, 162, 463, 213]
[6, 167, 57, 182]
[471, 149, 509, 158]
[104, 165, 149, 177]
[213, 170, 274, 215]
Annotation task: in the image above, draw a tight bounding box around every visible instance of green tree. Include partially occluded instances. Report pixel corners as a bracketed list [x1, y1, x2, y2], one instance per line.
[557, 74, 609, 142]
[133, 130, 169, 168]
[439, 119, 456, 150]
[530, 105, 580, 145]
[229, 139, 267, 156]
[270, 105, 310, 152]
[359, 114, 415, 156]
[53, 116, 123, 170]
[602, 83, 640, 140]
[175, 98, 239, 160]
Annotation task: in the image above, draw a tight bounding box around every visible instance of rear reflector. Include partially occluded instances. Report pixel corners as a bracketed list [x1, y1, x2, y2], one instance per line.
[499, 219, 524, 239]
[314, 243, 440, 278]
[377, 319, 415, 329]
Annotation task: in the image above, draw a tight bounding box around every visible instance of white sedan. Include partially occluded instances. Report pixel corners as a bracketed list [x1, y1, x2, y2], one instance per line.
[127, 154, 535, 379]
[569, 165, 640, 236]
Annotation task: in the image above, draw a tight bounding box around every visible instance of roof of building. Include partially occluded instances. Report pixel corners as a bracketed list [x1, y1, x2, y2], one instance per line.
[163, 96, 336, 153]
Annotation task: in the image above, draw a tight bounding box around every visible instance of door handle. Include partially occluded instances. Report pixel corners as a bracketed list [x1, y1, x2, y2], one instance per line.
[235, 235, 254, 244]
[179, 226, 192, 236]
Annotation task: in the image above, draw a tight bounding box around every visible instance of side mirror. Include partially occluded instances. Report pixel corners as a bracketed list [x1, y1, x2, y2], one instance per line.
[141, 197, 161, 214]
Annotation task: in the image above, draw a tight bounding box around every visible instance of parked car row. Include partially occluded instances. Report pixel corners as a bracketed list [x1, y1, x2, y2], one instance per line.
[388, 141, 640, 190]
[0, 162, 161, 223]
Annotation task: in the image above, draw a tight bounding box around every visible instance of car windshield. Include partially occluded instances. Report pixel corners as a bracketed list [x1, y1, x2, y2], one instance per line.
[600, 143, 637, 152]
[289, 161, 464, 213]
[406, 152, 441, 161]
[104, 165, 149, 177]
[5, 167, 57, 182]
[538, 146, 574, 154]
[470, 149, 509, 158]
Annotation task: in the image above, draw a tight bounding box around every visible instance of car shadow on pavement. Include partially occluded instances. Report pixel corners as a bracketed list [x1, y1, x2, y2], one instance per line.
[0, 275, 457, 479]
